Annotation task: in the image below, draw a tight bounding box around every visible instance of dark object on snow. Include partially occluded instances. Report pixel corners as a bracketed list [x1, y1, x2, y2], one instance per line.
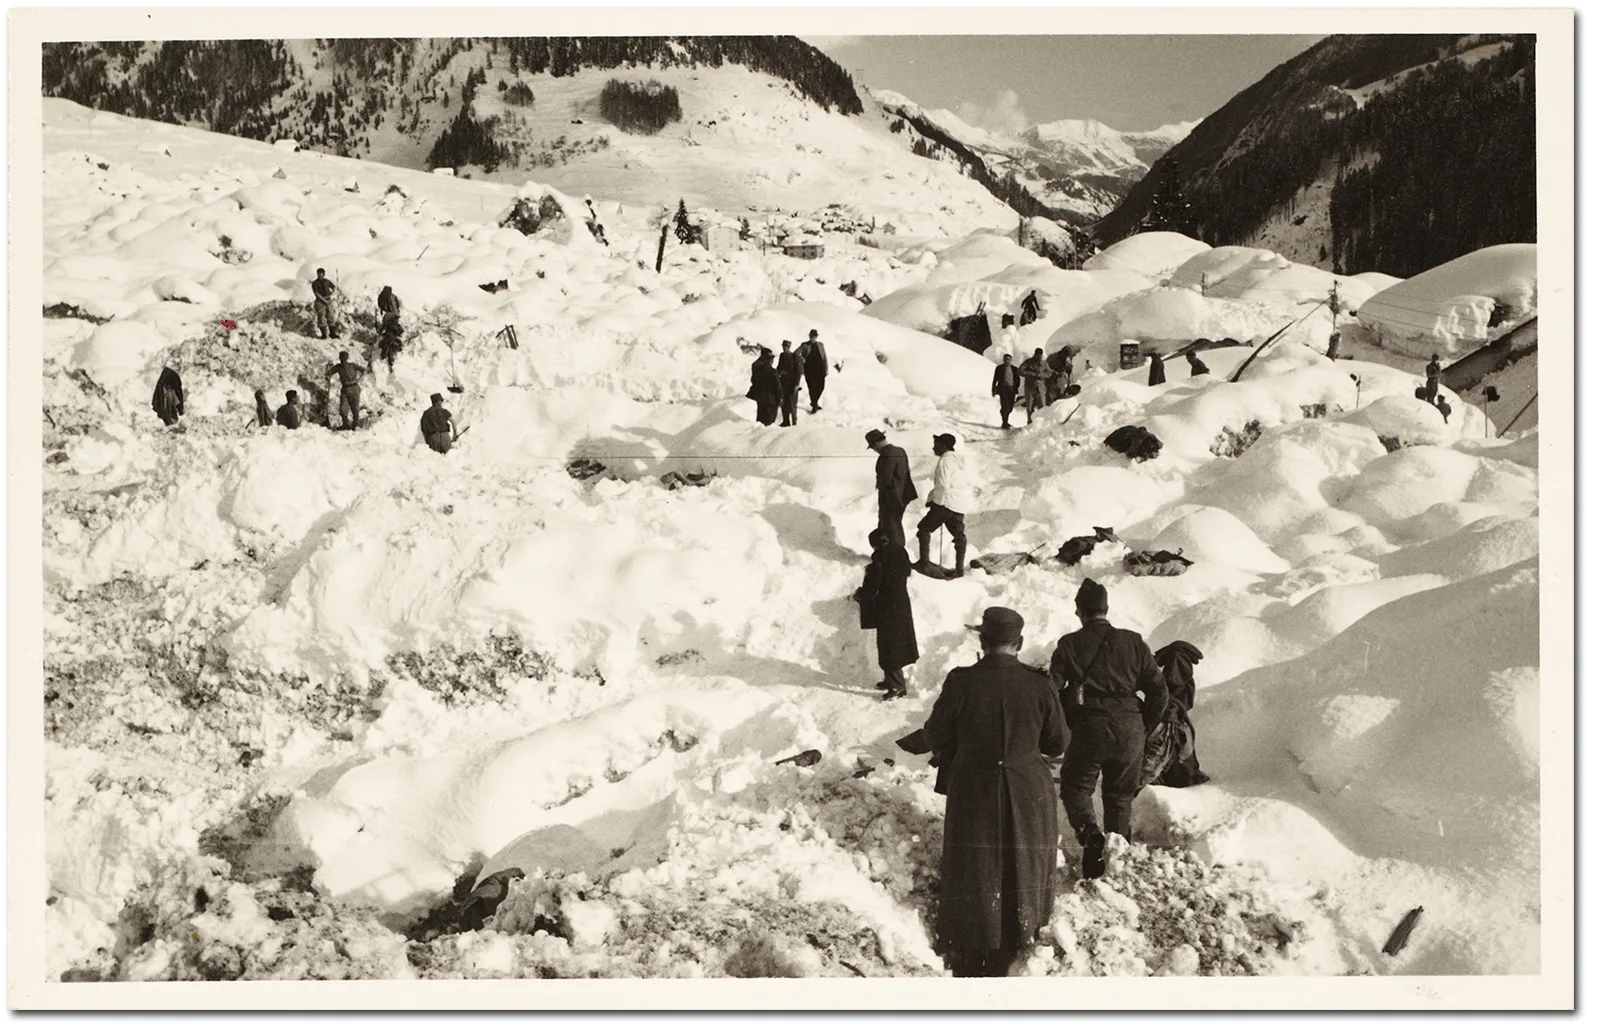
[377, 313, 404, 372]
[895, 728, 931, 754]
[478, 279, 510, 294]
[660, 470, 716, 490]
[855, 530, 919, 696]
[1152, 641, 1206, 787]
[1186, 351, 1210, 376]
[566, 458, 607, 481]
[1124, 549, 1193, 577]
[1104, 425, 1163, 462]
[912, 559, 960, 580]
[1382, 907, 1425, 956]
[1148, 353, 1167, 386]
[496, 324, 520, 350]
[1137, 707, 1194, 792]
[924, 644, 1066, 968]
[943, 302, 992, 355]
[1056, 526, 1119, 566]
[151, 367, 184, 426]
[1484, 385, 1501, 403]
[1435, 396, 1452, 424]
[460, 867, 525, 932]
[775, 748, 823, 768]
[1414, 385, 1432, 401]
[1000, 313, 1016, 329]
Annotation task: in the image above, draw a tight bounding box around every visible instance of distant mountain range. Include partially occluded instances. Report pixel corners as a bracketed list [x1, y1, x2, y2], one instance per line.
[1096, 33, 1536, 276]
[871, 89, 1195, 225]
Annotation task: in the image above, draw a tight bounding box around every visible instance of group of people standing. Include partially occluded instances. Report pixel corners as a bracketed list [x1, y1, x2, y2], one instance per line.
[992, 348, 1075, 429]
[746, 329, 831, 426]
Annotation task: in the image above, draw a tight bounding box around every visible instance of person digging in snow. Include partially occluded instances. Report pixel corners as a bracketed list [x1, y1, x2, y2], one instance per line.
[254, 388, 273, 428]
[867, 428, 917, 549]
[1435, 393, 1453, 424]
[923, 606, 1066, 977]
[377, 285, 402, 320]
[746, 347, 780, 426]
[1049, 578, 1168, 879]
[1185, 350, 1209, 376]
[854, 528, 919, 701]
[1019, 289, 1040, 327]
[776, 340, 803, 427]
[1019, 348, 1049, 423]
[916, 433, 974, 577]
[420, 393, 457, 454]
[311, 268, 339, 339]
[1148, 352, 1168, 386]
[796, 329, 829, 413]
[275, 389, 303, 430]
[992, 353, 1020, 429]
[326, 350, 367, 430]
[151, 366, 184, 427]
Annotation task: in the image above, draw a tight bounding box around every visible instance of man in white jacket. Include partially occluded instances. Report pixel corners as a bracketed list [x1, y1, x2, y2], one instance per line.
[916, 432, 975, 577]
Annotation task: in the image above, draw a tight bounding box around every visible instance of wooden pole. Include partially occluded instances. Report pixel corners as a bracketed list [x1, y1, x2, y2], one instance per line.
[655, 223, 668, 273]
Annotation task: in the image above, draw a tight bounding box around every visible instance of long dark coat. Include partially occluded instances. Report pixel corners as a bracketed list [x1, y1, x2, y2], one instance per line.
[1153, 641, 1204, 786]
[747, 357, 780, 425]
[856, 544, 918, 670]
[874, 444, 917, 508]
[151, 367, 184, 425]
[1148, 353, 1167, 386]
[924, 654, 1067, 953]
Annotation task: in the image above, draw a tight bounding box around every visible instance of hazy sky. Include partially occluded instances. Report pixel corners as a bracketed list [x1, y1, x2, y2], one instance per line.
[804, 35, 1325, 132]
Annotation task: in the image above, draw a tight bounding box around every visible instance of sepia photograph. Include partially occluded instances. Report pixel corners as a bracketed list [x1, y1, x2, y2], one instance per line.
[7, 3, 1575, 1011]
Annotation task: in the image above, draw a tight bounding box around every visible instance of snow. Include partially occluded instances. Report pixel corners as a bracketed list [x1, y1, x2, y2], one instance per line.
[1355, 243, 1538, 354]
[37, 97, 1545, 984]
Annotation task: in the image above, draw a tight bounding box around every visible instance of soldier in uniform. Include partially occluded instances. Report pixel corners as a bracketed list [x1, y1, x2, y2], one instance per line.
[1049, 579, 1168, 879]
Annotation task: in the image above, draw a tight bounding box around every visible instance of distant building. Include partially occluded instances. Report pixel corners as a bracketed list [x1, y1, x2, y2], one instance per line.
[699, 223, 741, 253]
[782, 235, 825, 260]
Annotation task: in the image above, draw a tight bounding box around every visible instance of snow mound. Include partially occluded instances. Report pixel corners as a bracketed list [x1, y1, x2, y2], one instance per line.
[1356, 243, 1537, 353]
[1084, 232, 1213, 279]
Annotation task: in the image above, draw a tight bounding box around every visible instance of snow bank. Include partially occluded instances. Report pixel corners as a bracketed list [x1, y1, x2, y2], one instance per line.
[1356, 243, 1537, 353]
[1084, 232, 1212, 279]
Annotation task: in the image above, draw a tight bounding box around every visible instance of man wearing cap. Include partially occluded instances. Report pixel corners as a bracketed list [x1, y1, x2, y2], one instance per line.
[420, 393, 456, 454]
[924, 606, 1067, 977]
[866, 429, 917, 548]
[796, 329, 829, 413]
[1048, 578, 1168, 879]
[916, 433, 973, 576]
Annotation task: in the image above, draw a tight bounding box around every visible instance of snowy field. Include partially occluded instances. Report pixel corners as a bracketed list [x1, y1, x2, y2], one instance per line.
[37, 99, 1543, 981]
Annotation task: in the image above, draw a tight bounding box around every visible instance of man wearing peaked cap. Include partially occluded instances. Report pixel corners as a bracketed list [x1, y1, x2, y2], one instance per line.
[1049, 577, 1168, 880]
[420, 392, 456, 454]
[866, 429, 917, 548]
[923, 605, 1066, 977]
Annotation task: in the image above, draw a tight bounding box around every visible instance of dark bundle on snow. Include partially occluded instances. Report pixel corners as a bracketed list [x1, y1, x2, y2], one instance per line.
[1125, 548, 1193, 577]
[660, 471, 716, 491]
[479, 279, 510, 294]
[968, 550, 1043, 576]
[566, 458, 608, 482]
[1056, 526, 1119, 566]
[1105, 425, 1163, 462]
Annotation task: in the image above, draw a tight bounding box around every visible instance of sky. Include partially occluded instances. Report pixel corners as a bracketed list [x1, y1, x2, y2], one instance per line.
[803, 35, 1325, 133]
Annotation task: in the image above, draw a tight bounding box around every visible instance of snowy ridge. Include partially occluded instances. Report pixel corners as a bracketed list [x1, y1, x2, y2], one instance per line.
[40, 103, 1542, 982]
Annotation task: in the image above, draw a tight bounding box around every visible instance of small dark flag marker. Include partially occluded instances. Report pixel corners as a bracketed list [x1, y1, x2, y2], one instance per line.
[1382, 906, 1424, 956]
[775, 749, 822, 768]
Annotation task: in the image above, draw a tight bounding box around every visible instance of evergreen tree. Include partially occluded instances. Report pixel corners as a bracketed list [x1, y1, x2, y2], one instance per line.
[674, 200, 694, 244]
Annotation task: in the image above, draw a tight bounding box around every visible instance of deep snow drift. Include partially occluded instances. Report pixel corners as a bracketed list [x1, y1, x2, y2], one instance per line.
[38, 101, 1543, 982]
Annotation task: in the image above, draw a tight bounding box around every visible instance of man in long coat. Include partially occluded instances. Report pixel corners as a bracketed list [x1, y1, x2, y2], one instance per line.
[866, 428, 917, 548]
[924, 606, 1067, 977]
[855, 528, 919, 700]
[775, 340, 802, 427]
[796, 329, 829, 413]
[1049, 578, 1168, 878]
[991, 354, 1020, 429]
[747, 348, 780, 425]
[1148, 352, 1167, 386]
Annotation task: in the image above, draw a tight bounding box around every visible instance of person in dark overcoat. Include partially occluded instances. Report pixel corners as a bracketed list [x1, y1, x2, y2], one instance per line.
[1185, 351, 1209, 376]
[854, 528, 919, 700]
[1153, 640, 1208, 787]
[1148, 352, 1167, 386]
[866, 428, 917, 548]
[924, 606, 1067, 977]
[775, 340, 802, 426]
[747, 348, 780, 426]
[796, 329, 829, 413]
[151, 366, 184, 427]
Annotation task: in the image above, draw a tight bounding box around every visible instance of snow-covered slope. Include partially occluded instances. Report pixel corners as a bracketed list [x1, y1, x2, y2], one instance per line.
[37, 102, 1544, 984]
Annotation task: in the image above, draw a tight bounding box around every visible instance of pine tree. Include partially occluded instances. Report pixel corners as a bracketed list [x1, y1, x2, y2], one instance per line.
[674, 200, 693, 244]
